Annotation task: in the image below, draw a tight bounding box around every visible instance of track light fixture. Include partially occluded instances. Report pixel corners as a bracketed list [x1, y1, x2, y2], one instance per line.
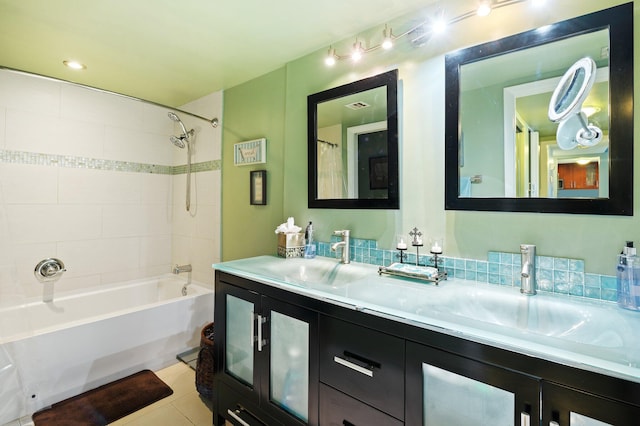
[323, 0, 539, 67]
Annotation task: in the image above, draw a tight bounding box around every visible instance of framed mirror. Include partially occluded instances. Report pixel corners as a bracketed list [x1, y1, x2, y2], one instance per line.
[445, 3, 633, 215]
[308, 69, 399, 209]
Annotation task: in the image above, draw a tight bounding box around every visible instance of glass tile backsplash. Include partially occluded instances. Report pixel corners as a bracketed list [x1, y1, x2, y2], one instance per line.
[317, 237, 617, 303]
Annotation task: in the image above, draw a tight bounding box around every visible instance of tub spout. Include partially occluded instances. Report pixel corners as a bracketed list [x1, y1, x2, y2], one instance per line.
[174, 264, 192, 295]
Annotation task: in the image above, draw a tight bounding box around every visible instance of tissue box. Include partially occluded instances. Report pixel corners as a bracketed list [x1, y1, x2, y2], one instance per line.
[277, 232, 305, 258]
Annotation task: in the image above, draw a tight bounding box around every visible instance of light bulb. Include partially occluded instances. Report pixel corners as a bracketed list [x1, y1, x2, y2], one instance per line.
[382, 26, 393, 50]
[432, 18, 447, 34]
[324, 48, 336, 66]
[351, 41, 363, 61]
[63, 60, 86, 70]
[477, 1, 492, 16]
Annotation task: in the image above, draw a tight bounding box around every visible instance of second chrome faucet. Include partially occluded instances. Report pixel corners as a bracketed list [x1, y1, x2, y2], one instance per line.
[331, 230, 350, 264]
[520, 244, 536, 295]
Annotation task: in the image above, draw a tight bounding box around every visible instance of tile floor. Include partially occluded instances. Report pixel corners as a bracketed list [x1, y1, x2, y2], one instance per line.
[111, 362, 213, 426]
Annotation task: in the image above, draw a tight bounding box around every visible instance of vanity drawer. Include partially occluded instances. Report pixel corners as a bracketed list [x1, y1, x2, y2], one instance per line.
[218, 382, 282, 426]
[319, 315, 405, 420]
[320, 383, 403, 426]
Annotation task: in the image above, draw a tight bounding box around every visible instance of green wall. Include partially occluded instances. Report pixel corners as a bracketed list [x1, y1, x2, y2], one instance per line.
[222, 0, 637, 275]
[221, 68, 286, 260]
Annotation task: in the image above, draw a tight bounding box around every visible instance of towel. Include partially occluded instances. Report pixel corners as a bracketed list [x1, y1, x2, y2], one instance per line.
[459, 176, 472, 197]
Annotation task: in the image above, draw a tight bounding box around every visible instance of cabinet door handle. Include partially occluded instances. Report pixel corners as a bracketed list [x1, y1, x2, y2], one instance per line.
[228, 408, 251, 426]
[250, 311, 255, 348]
[520, 412, 530, 426]
[334, 356, 374, 377]
[257, 314, 263, 351]
[257, 314, 268, 351]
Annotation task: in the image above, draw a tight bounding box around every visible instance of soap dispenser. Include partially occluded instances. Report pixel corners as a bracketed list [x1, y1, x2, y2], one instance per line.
[304, 221, 316, 259]
[617, 241, 640, 311]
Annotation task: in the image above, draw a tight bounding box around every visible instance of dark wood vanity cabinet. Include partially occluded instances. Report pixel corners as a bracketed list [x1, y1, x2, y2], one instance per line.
[214, 270, 640, 426]
[214, 276, 319, 426]
[319, 316, 405, 424]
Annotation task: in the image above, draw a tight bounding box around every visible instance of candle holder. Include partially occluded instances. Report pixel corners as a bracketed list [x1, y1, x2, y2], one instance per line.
[396, 247, 407, 264]
[395, 235, 409, 263]
[409, 227, 424, 266]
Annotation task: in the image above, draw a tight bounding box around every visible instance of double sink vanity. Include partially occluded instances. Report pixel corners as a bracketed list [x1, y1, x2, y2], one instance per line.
[213, 2, 637, 425]
[212, 255, 640, 425]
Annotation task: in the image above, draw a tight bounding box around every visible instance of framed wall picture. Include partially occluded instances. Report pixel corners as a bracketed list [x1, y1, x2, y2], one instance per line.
[250, 170, 267, 205]
[234, 138, 266, 166]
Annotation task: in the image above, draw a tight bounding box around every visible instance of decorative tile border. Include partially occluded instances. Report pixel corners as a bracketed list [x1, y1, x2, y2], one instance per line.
[0, 149, 221, 175]
[316, 237, 617, 303]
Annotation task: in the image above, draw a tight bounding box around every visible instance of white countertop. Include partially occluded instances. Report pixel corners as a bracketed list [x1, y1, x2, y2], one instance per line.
[214, 255, 640, 384]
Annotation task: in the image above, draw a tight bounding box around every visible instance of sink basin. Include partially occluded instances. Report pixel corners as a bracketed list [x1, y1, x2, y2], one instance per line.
[217, 256, 375, 289]
[346, 278, 640, 357]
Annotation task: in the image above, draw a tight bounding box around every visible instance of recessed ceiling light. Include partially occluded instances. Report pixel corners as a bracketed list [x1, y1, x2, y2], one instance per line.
[63, 60, 86, 70]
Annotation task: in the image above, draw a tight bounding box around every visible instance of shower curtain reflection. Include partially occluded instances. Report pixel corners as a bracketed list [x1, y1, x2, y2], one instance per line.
[317, 140, 346, 199]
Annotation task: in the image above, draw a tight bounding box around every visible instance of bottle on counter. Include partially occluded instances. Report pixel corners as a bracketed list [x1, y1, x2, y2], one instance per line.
[617, 241, 640, 311]
[304, 221, 316, 259]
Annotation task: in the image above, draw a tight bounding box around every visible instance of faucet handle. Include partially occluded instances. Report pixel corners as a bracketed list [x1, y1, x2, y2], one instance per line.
[333, 230, 350, 236]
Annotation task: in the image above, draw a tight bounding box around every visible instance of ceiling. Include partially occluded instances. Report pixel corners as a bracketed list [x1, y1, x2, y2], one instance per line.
[0, 0, 438, 107]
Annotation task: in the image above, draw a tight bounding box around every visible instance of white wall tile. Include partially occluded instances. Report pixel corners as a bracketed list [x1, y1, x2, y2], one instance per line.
[0, 164, 58, 204]
[6, 205, 102, 243]
[5, 109, 105, 157]
[0, 70, 61, 114]
[0, 107, 6, 148]
[59, 169, 142, 205]
[104, 125, 172, 165]
[140, 173, 172, 205]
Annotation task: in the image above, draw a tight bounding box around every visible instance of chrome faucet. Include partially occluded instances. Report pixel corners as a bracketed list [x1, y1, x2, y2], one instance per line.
[520, 245, 536, 295]
[173, 264, 192, 295]
[331, 230, 350, 264]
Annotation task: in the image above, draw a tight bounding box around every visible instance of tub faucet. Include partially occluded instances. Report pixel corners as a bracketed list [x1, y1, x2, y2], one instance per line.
[520, 244, 536, 295]
[331, 230, 350, 264]
[174, 264, 192, 295]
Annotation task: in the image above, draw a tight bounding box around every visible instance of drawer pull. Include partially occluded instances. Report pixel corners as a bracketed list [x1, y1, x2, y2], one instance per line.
[334, 356, 374, 377]
[228, 408, 251, 426]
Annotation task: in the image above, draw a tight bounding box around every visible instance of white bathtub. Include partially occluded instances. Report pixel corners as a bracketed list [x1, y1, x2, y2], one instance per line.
[0, 274, 214, 425]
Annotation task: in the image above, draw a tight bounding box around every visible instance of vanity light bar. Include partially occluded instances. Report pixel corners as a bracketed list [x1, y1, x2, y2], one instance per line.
[324, 0, 539, 66]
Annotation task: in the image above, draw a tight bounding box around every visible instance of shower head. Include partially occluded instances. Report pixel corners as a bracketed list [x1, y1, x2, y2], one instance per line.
[168, 111, 189, 137]
[170, 135, 186, 149]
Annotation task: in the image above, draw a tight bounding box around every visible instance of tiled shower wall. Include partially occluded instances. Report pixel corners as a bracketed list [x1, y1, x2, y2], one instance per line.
[0, 70, 221, 300]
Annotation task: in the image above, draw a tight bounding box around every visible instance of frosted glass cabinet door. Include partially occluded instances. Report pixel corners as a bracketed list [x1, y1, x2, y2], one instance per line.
[269, 310, 309, 422]
[405, 342, 539, 426]
[542, 382, 640, 425]
[225, 293, 255, 386]
[422, 363, 514, 425]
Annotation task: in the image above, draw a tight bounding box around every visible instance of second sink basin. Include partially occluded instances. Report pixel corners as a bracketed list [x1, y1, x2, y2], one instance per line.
[346, 278, 639, 359]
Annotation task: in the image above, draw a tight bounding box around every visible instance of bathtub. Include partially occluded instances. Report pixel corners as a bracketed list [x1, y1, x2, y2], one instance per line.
[0, 274, 214, 425]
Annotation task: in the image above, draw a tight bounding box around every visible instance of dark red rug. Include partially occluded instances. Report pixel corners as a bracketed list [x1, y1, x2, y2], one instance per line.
[32, 370, 173, 426]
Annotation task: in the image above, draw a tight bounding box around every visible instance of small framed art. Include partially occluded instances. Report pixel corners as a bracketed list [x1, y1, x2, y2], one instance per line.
[250, 170, 267, 205]
[234, 138, 266, 166]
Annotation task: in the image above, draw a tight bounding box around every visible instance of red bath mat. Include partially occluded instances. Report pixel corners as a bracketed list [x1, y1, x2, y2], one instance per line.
[32, 369, 173, 426]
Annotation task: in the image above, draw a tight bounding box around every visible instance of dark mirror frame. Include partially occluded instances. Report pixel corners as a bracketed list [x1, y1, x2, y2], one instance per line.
[308, 69, 399, 209]
[445, 3, 633, 215]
